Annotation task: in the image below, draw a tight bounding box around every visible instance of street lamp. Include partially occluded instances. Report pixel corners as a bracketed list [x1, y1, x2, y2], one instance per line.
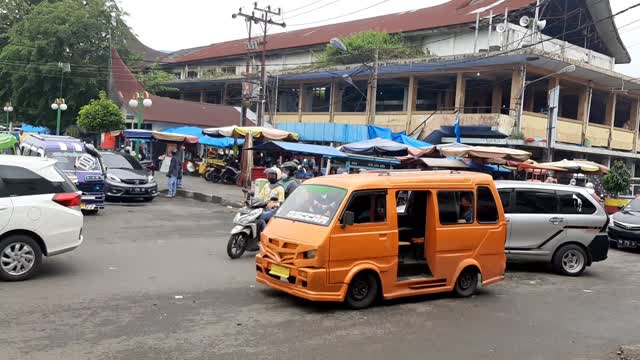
[129, 91, 152, 153]
[51, 98, 67, 135]
[3, 103, 13, 132]
[329, 38, 379, 124]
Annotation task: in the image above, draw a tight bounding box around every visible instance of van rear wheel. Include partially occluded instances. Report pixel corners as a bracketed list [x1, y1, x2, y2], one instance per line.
[553, 244, 587, 276]
[454, 267, 478, 297]
[345, 272, 378, 309]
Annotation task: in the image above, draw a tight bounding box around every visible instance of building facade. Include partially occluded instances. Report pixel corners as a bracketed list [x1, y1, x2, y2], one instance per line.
[153, 0, 640, 171]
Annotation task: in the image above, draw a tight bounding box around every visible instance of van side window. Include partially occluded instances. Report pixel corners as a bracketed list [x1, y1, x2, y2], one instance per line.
[477, 186, 499, 223]
[557, 191, 597, 215]
[345, 191, 386, 224]
[513, 190, 557, 214]
[498, 189, 512, 212]
[438, 191, 474, 225]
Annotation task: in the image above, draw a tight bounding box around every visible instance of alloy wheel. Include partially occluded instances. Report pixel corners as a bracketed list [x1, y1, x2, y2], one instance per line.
[1, 242, 36, 276]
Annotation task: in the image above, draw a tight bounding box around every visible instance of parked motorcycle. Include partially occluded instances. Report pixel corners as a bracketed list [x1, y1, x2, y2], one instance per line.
[227, 195, 266, 259]
[220, 166, 240, 185]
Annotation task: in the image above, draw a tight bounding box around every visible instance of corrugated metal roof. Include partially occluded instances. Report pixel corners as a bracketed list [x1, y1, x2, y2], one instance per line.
[169, 0, 536, 63]
[111, 49, 242, 128]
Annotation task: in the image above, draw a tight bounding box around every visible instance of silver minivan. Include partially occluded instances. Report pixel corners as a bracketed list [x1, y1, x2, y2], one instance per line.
[496, 181, 609, 276]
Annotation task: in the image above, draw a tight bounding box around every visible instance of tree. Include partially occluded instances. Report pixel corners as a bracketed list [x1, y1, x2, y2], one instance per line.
[76, 91, 124, 132]
[0, 0, 130, 130]
[135, 65, 178, 94]
[317, 31, 424, 66]
[603, 160, 631, 198]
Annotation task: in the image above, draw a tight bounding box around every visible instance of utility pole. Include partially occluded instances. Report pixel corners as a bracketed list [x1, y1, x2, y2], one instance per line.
[232, 3, 285, 127]
[369, 48, 379, 125]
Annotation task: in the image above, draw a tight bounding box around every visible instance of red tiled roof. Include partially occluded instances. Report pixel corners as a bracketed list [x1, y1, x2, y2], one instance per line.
[170, 0, 536, 63]
[111, 49, 241, 127]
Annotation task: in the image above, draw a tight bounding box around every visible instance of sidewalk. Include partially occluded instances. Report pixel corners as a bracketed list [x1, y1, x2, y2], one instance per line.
[158, 175, 245, 207]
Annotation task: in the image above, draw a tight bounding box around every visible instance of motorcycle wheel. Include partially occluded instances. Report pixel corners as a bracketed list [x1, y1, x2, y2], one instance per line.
[227, 233, 247, 259]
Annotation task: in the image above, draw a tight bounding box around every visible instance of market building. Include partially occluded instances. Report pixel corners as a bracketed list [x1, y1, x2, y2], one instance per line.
[122, 0, 640, 173]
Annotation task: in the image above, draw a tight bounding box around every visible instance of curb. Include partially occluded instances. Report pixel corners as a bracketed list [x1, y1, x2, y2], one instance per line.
[159, 189, 243, 208]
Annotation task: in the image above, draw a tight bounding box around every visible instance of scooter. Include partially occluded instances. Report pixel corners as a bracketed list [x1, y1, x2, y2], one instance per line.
[227, 194, 266, 259]
[220, 166, 240, 185]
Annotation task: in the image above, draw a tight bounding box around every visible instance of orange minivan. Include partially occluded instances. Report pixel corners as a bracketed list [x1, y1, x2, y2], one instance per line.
[256, 171, 507, 308]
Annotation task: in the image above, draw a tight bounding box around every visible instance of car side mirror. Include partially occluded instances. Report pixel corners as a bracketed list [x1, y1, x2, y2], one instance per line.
[342, 211, 355, 229]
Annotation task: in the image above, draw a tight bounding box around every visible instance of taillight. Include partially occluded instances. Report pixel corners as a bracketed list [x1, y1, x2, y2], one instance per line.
[53, 193, 81, 209]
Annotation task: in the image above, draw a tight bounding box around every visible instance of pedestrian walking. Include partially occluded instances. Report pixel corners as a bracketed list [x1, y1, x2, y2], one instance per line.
[177, 145, 185, 189]
[166, 149, 180, 198]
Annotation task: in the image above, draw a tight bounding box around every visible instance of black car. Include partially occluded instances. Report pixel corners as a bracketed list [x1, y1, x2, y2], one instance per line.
[608, 197, 640, 249]
[100, 151, 158, 201]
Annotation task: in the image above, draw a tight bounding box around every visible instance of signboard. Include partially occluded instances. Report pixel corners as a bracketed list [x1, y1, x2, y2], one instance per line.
[348, 159, 394, 170]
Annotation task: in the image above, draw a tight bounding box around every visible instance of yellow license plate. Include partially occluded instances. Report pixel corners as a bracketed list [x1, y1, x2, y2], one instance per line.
[269, 264, 290, 278]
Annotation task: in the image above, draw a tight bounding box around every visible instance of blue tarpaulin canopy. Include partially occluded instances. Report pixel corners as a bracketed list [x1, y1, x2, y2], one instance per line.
[21, 124, 50, 134]
[467, 161, 512, 173]
[250, 141, 347, 159]
[162, 126, 242, 148]
[393, 134, 433, 148]
[276, 123, 368, 143]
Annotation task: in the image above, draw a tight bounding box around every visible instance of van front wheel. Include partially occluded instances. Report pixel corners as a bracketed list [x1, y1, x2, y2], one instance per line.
[345, 272, 378, 309]
[454, 267, 478, 297]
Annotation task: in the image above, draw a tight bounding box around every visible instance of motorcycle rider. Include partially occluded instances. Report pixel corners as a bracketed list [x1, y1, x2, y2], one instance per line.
[280, 160, 300, 197]
[255, 167, 285, 236]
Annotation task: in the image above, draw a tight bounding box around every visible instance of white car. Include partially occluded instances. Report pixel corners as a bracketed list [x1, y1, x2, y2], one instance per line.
[0, 155, 83, 281]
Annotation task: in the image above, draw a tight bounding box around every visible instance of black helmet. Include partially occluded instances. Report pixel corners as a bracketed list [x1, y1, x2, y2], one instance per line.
[281, 161, 299, 173]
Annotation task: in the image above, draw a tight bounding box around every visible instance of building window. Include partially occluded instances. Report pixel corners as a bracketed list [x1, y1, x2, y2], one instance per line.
[303, 84, 331, 112]
[559, 94, 579, 120]
[615, 98, 632, 129]
[187, 71, 198, 79]
[589, 91, 608, 125]
[182, 91, 201, 102]
[206, 90, 223, 104]
[277, 86, 300, 113]
[340, 81, 368, 113]
[220, 66, 237, 75]
[376, 80, 407, 112]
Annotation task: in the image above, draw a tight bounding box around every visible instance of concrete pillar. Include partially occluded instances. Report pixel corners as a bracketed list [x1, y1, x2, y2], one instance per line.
[297, 83, 304, 123]
[580, 85, 593, 146]
[491, 85, 503, 113]
[455, 72, 466, 113]
[406, 75, 416, 131]
[199, 90, 205, 104]
[221, 84, 228, 105]
[509, 66, 525, 120]
[607, 92, 617, 149]
[179, 92, 185, 101]
[632, 97, 640, 153]
[444, 86, 454, 110]
[329, 79, 337, 123]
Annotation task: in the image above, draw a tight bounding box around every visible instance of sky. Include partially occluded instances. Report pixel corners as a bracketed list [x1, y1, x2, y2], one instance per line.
[119, 0, 640, 76]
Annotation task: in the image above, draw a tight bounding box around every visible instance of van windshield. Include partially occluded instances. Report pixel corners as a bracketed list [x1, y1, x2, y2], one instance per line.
[276, 184, 347, 226]
[49, 151, 100, 172]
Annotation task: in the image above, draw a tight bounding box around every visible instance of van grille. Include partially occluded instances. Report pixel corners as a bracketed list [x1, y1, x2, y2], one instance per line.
[263, 238, 300, 265]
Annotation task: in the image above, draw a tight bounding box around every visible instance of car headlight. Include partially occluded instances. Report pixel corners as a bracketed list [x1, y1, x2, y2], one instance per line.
[107, 173, 121, 183]
[304, 250, 317, 259]
[148, 175, 154, 183]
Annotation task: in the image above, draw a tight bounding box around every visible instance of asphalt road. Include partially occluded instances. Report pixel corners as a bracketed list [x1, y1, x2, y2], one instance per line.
[1, 198, 640, 360]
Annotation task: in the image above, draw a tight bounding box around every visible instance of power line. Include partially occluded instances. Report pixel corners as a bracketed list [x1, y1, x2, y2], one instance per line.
[282, 0, 342, 20]
[287, 0, 394, 27]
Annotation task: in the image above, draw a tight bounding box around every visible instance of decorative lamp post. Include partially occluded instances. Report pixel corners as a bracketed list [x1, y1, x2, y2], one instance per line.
[51, 98, 67, 135]
[128, 91, 152, 152]
[3, 103, 13, 131]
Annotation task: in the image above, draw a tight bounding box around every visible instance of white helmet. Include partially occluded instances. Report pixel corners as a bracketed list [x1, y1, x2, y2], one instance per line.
[586, 182, 595, 190]
[264, 166, 282, 181]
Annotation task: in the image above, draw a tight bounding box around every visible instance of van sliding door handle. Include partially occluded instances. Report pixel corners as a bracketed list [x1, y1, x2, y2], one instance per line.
[549, 217, 564, 224]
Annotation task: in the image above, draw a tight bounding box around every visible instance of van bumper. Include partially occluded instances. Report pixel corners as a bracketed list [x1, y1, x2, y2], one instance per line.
[256, 255, 345, 302]
[588, 233, 609, 263]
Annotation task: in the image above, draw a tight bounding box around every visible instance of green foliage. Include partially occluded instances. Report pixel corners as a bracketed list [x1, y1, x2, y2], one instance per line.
[135, 65, 178, 94]
[603, 160, 631, 197]
[317, 31, 424, 66]
[0, 0, 130, 130]
[511, 129, 525, 140]
[0, 0, 31, 50]
[76, 91, 124, 132]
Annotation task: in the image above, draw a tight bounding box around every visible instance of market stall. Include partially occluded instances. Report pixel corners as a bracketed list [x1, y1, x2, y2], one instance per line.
[122, 129, 199, 172]
[202, 126, 299, 187]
